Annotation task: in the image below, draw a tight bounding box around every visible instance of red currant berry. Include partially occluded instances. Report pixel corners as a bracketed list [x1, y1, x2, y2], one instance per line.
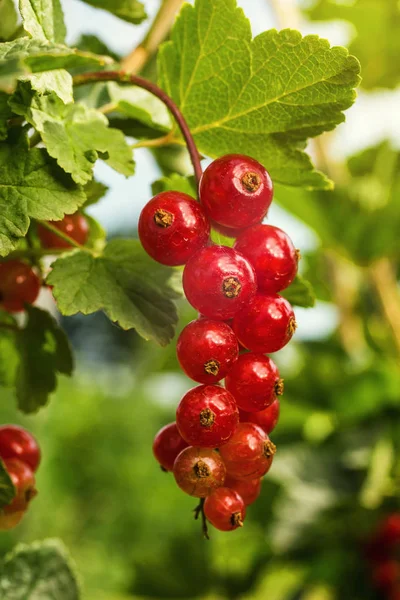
[176, 385, 239, 447]
[37, 213, 89, 249]
[0, 260, 41, 313]
[204, 487, 246, 531]
[183, 246, 257, 320]
[225, 353, 283, 412]
[224, 475, 261, 506]
[3, 458, 37, 513]
[0, 510, 24, 531]
[177, 319, 239, 384]
[234, 225, 299, 293]
[173, 447, 226, 497]
[240, 399, 280, 435]
[0, 425, 41, 472]
[372, 561, 400, 591]
[219, 423, 276, 479]
[200, 154, 273, 229]
[138, 191, 210, 266]
[152, 422, 188, 472]
[233, 294, 296, 353]
[377, 514, 400, 547]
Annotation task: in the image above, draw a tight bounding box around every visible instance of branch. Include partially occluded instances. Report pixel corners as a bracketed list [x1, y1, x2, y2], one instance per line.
[370, 258, 400, 357]
[121, 0, 185, 74]
[193, 498, 210, 540]
[73, 71, 203, 188]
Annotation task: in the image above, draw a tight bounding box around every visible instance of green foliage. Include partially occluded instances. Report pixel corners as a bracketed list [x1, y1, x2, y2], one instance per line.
[20, 0, 66, 44]
[0, 539, 80, 599]
[158, 0, 360, 189]
[0, 0, 19, 42]
[47, 240, 182, 345]
[306, 0, 400, 90]
[281, 274, 316, 308]
[79, 0, 147, 25]
[0, 132, 85, 257]
[0, 459, 15, 510]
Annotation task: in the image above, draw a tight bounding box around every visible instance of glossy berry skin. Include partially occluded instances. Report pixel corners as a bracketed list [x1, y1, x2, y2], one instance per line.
[3, 458, 37, 514]
[0, 425, 41, 472]
[0, 510, 24, 531]
[234, 225, 299, 293]
[240, 399, 280, 435]
[225, 353, 283, 412]
[173, 447, 226, 497]
[183, 246, 257, 320]
[233, 294, 296, 353]
[0, 260, 40, 313]
[176, 385, 239, 448]
[200, 154, 273, 229]
[204, 488, 246, 531]
[138, 191, 210, 266]
[177, 319, 239, 384]
[219, 423, 276, 479]
[37, 213, 89, 249]
[224, 475, 261, 506]
[152, 423, 188, 472]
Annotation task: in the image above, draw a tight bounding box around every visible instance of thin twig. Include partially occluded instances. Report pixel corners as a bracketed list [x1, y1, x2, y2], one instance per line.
[121, 0, 185, 74]
[370, 258, 400, 358]
[130, 133, 174, 150]
[73, 71, 203, 188]
[193, 498, 210, 540]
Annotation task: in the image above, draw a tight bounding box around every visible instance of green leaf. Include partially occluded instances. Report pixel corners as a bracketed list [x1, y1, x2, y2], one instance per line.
[107, 82, 171, 132]
[47, 240, 181, 346]
[0, 91, 12, 140]
[20, 0, 67, 44]
[158, 0, 360, 189]
[0, 539, 80, 599]
[151, 173, 196, 197]
[0, 132, 85, 257]
[281, 274, 316, 308]
[80, 0, 147, 24]
[0, 311, 19, 387]
[0, 37, 113, 92]
[0, 0, 20, 41]
[83, 179, 109, 207]
[75, 34, 121, 62]
[0, 458, 15, 510]
[306, 0, 400, 90]
[10, 85, 135, 184]
[84, 214, 106, 252]
[24, 69, 73, 103]
[16, 306, 74, 413]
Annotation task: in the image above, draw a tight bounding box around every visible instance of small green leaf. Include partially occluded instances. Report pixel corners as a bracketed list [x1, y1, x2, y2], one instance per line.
[24, 69, 73, 103]
[151, 174, 196, 197]
[75, 34, 120, 62]
[83, 179, 109, 207]
[281, 274, 316, 308]
[108, 82, 171, 132]
[0, 0, 19, 41]
[0, 539, 80, 599]
[158, 0, 361, 189]
[47, 239, 182, 346]
[11, 85, 135, 184]
[16, 306, 74, 413]
[0, 458, 15, 510]
[80, 0, 147, 24]
[0, 91, 12, 140]
[0, 132, 85, 256]
[19, 0, 67, 44]
[84, 214, 106, 252]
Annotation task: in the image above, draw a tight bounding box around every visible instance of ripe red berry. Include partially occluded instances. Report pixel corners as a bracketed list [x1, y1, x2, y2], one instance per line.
[372, 560, 400, 591]
[234, 224, 299, 293]
[173, 447, 226, 497]
[377, 514, 400, 547]
[177, 319, 239, 384]
[219, 423, 276, 479]
[224, 475, 261, 506]
[37, 213, 89, 249]
[240, 399, 280, 435]
[0, 425, 41, 472]
[0, 260, 40, 313]
[199, 154, 273, 229]
[225, 353, 283, 412]
[183, 246, 257, 320]
[3, 458, 37, 514]
[204, 487, 246, 531]
[138, 191, 210, 266]
[0, 510, 24, 531]
[176, 385, 239, 447]
[152, 422, 188, 472]
[233, 294, 296, 353]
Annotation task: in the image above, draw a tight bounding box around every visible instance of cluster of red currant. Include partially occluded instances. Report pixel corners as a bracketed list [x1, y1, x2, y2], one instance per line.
[0, 425, 41, 530]
[139, 154, 299, 534]
[0, 213, 89, 312]
[366, 514, 400, 600]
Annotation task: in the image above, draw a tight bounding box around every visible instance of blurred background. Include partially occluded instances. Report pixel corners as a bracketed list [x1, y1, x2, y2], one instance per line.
[0, 0, 399, 598]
